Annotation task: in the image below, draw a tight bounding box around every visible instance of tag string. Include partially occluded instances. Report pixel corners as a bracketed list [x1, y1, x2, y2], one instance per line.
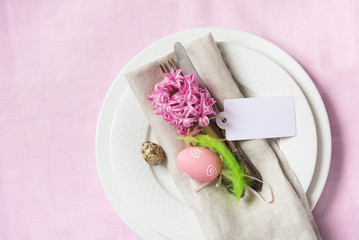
[245, 174, 274, 204]
[208, 115, 227, 122]
[194, 173, 222, 192]
[194, 181, 211, 192]
[188, 116, 227, 137]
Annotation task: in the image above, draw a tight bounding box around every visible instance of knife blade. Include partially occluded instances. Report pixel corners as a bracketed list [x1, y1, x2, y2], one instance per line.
[174, 42, 206, 89]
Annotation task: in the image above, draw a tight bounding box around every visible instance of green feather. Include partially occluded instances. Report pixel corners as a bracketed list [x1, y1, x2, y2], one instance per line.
[178, 134, 250, 202]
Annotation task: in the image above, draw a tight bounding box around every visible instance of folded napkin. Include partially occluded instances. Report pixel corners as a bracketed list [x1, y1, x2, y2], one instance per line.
[126, 33, 321, 240]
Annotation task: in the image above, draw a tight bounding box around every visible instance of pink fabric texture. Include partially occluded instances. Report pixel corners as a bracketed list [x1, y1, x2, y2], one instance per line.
[1, 0, 358, 239]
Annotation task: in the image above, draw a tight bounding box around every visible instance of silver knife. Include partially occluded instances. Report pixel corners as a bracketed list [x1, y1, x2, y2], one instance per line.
[174, 42, 263, 192]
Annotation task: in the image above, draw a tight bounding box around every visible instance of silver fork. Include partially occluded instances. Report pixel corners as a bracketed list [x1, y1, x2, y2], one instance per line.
[160, 58, 180, 74]
[159, 58, 263, 193]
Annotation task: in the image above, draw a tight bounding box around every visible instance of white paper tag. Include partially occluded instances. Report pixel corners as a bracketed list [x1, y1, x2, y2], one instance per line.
[216, 96, 296, 141]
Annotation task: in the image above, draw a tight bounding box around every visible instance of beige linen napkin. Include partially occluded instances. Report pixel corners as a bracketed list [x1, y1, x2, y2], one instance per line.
[126, 33, 321, 240]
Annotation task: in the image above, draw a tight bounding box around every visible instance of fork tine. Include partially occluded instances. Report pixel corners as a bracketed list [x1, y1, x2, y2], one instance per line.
[172, 58, 180, 71]
[168, 60, 176, 71]
[160, 64, 167, 74]
[163, 62, 170, 73]
[160, 59, 180, 74]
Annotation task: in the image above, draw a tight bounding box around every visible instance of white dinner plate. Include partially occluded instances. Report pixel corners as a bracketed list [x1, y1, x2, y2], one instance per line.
[96, 28, 331, 240]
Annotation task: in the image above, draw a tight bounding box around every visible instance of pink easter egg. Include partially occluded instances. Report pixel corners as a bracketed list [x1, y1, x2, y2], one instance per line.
[176, 147, 221, 182]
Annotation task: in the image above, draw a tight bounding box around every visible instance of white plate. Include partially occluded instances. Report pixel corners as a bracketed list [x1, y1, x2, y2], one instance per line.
[96, 28, 331, 240]
[110, 43, 317, 239]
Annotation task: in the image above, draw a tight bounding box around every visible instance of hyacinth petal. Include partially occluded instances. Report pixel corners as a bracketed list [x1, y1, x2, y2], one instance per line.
[184, 105, 199, 118]
[176, 124, 187, 135]
[182, 118, 196, 128]
[198, 116, 210, 127]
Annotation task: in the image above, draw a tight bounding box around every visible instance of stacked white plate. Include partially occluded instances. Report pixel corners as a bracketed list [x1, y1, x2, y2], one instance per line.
[96, 28, 331, 240]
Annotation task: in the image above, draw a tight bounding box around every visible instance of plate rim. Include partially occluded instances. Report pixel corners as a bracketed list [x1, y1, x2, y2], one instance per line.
[96, 27, 332, 239]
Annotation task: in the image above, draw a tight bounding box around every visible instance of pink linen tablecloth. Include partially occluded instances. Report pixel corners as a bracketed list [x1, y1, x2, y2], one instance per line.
[1, 0, 358, 239]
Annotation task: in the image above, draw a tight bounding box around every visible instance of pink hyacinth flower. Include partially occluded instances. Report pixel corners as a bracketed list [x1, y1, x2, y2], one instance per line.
[148, 68, 217, 135]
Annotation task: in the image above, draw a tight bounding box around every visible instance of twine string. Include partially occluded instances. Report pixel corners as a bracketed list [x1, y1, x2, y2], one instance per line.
[245, 174, 274, 204]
